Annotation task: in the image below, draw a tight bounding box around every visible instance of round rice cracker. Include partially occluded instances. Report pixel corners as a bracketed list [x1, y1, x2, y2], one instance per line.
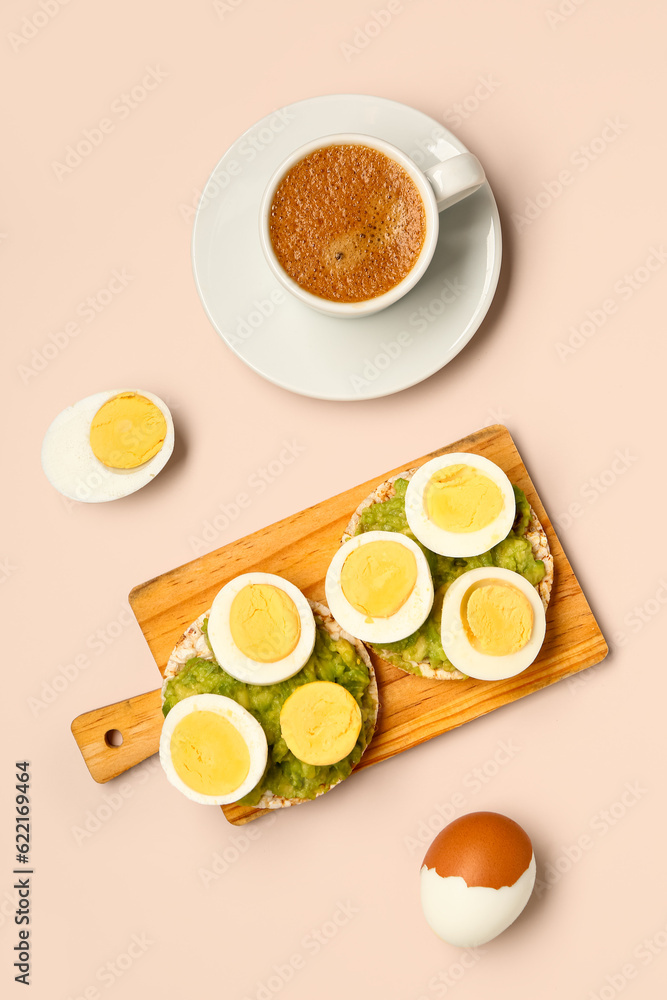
[342, 468, 554, 681]
[161, 600, 379, 811]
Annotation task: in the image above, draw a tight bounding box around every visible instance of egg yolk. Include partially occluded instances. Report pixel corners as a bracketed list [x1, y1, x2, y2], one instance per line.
[461, 580, 533, 656]
[280, 681, 362, 766]
[229, 584, 301, 663]
[170, 711, 250, 796]
[341, 541, 417, 620]
[90, 392, 167, 469]
[425, 464, 504, 533]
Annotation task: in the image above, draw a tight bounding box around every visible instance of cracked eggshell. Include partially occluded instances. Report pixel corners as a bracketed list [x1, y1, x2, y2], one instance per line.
[420, 811, 536, 947]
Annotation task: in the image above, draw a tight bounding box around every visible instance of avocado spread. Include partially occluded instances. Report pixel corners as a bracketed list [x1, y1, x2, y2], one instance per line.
[354, 480, 546, 674]
[162, 620, 374, 805]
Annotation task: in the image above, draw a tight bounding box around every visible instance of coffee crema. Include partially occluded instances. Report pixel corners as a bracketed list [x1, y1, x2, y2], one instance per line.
[269, 144, 427, 303]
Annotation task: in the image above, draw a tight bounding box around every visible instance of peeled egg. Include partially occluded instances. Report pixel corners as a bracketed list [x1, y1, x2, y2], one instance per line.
[207, 573, 316, 685]
[41, 389, 174, 502]
[440, 567, 546, 680]
[405, 454, 515, 557]
[420, 812, 536, 947]
[159, 693, 268, 805]
[325, 530, 434, 643]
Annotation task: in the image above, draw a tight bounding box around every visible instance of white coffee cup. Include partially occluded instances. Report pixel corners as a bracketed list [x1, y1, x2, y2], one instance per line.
[259, 132, 485, 318]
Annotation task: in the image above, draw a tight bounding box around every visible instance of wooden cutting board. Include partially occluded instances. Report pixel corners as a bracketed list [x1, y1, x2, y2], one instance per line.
[71, 425, 608, 825]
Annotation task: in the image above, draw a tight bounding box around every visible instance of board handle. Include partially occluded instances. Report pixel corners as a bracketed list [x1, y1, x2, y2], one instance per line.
[71, 689, 163, 783]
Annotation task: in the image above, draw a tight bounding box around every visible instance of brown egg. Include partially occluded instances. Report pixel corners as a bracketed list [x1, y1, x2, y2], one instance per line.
[423, 811, 533, 888]
[420, 811, 536, 947]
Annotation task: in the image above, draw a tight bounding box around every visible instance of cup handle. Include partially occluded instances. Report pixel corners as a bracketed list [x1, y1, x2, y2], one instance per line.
[423, 152, 486, 212]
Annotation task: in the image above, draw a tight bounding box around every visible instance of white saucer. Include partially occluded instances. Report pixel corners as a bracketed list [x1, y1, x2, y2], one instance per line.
[192, 94, 501, 402]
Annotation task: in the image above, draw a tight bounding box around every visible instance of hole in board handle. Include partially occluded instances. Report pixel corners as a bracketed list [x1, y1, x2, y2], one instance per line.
[104, 729, 123, 748]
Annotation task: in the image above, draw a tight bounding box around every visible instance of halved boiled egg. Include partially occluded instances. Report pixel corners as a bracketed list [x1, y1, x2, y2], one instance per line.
[325, 530, 433, 643]
[207, 573, 316, 685]
[440, 567, 546, 680]
[159, 693, 268, 805]
[41, 389, 174, 502]
[280, 681, 362, 766]
[405, 453, 515, 557]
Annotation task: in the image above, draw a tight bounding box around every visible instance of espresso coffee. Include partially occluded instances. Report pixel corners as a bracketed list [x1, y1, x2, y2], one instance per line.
[269, 144, 427, 303]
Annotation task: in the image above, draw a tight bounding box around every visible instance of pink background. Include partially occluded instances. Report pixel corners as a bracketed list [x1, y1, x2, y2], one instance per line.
[3, 1, 667, 997]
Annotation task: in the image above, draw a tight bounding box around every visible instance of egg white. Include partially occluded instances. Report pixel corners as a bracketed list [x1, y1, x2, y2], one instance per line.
[440, 567, 546, 681]
[41, 389, 174, 503]
[207, 573, 316, 685]
[159, 693, 268, 805]
[405, 453, 516, 558]
[325, 530, 434, 643]
[420, 854, 536, 947]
